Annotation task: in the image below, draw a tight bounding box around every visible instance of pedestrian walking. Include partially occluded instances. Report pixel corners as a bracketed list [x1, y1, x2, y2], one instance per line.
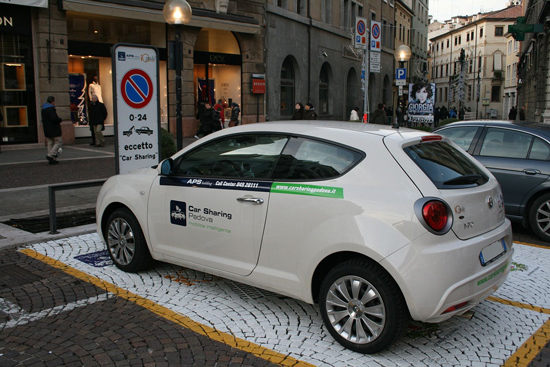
[304, 103, 318, 120]
[214, 99, 225, 128]
[42, 96, 63, 165]
[292, 102, 305, 120]
[229, 102, 240, 127]
[89, 94, 107, 147]
[195, 102, 219, 138]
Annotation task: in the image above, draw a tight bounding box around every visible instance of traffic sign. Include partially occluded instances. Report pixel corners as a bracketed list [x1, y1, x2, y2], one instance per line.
[113, 44, 160, 174]
[355, 17, 367, 50]
[370, 21, 381, 52]
[121, 69, 153, 109]
[395, 68, 406, 85]
[370, 52, 380, 73]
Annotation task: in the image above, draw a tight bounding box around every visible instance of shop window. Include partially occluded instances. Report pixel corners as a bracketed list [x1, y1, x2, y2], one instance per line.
[0, 63, 25, 91]
[0, 106, 28, 127]
[319, 64, 330, 115]
[280, 57, 295, 117]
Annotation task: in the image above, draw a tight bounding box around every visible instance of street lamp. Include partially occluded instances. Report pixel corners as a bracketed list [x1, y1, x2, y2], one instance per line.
[163, 0, 192, 151]
[394, 45, 411, 126]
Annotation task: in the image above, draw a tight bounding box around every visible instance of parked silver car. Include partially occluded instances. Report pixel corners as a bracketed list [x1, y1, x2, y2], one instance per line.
[434, 120, 550, 242]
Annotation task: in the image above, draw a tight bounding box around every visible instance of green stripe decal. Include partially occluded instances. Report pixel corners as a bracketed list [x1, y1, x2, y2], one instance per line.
[271, 183, 344, 198]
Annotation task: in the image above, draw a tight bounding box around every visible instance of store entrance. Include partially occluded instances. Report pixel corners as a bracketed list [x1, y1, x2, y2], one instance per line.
[193, 29, 241, 125]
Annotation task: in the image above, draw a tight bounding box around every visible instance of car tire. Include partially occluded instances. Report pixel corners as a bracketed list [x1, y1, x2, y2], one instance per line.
[319, 259, 408, 354]
[529, 193, 550, 242]
[105, 208, 153, 272]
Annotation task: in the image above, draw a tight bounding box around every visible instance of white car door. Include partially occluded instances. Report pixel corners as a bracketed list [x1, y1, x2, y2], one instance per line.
[148, 134, 288, 276]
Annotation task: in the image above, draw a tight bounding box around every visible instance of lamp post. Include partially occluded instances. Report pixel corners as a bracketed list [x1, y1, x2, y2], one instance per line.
[163, 0, 192, 151]
[394, 45, 411, 126]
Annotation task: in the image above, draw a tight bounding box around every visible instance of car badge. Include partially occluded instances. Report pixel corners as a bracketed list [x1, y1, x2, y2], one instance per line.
[487, 196, 494, 209]
[454, 205, 465, 214]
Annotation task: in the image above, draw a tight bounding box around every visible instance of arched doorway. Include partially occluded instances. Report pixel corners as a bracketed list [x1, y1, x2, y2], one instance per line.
[194, 29, 241, 121]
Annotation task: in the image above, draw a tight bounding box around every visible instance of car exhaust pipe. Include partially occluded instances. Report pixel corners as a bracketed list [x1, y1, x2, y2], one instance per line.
[457, 310, 475, 320]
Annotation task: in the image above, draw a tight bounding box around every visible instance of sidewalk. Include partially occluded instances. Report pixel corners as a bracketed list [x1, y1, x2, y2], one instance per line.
[0, 138, 196, 250]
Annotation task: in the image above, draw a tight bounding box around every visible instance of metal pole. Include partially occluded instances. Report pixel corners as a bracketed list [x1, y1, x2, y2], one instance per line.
[363, 30, 370, 123]
[175, 25, 183, 151]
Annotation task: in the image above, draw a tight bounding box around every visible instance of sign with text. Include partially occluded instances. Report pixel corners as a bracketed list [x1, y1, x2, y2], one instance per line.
[355, 17, 367, 50]
[370, 52, 380, 73]
[251, 74, 265, 94]
[112, 44, 160, 174]
[370, 21, 381, 52]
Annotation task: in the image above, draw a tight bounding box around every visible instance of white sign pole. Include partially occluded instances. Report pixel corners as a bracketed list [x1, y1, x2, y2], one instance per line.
[112, 44, 161, 174]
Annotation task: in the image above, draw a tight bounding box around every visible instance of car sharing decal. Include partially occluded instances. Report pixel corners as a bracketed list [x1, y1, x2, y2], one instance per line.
[160, 178, 343, 198]
[160, 177, 272, 192]
[271, 183, 344, 199]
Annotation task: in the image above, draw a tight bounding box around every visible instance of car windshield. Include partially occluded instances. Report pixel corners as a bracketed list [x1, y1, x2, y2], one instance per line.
[404, 141, 489, 189]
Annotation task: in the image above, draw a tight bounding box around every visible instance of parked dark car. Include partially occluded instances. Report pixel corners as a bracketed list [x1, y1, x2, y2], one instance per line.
[434, 120, 550, 242]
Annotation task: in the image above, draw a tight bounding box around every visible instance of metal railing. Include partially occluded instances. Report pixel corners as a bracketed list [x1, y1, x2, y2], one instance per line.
[48, 179, 106, 234]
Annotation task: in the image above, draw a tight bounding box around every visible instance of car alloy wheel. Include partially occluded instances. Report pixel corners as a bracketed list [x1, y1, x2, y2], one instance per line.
[529, 193, 550, 242]
[319, 260, 407, 353]
[325, 275, 386, 344]
[108, 217, 136, 266]
[106, 208, 152, 272]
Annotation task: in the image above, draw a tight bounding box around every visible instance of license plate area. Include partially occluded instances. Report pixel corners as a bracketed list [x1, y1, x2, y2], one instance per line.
[479, 239, 507, 266]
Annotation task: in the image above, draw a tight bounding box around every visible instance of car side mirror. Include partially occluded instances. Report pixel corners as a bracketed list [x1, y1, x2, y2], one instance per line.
[160, 159, 174, 175]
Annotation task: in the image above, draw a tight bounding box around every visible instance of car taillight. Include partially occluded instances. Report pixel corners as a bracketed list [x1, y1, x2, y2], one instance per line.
[422, 201, 448, 231]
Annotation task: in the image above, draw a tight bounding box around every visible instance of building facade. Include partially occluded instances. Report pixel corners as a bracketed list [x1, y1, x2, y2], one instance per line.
[516, 0, 550, 123]
[428, 5, 521, 119]
[409, 0, 428, 82]
[0, 0, 265, 147]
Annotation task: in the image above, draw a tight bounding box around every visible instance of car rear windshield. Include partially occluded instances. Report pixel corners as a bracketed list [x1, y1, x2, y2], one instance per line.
[404, 141, 489, 189]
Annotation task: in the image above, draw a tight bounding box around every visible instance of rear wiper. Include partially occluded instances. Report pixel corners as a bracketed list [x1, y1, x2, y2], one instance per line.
[443, 174, 482, 185]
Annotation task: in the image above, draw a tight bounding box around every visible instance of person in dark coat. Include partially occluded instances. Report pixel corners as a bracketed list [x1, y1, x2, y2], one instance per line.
[303, 103, 318, 120]
[370, 103, 386, 124]
[89, 94, 108, 147]
[42, 96, 63, 165]
[385, 106, 393, 125]
[292, 102, 304, 120]
[229, 102, 240, 127]
[508, 107, 517, 120]
[195, 102, 218, 138]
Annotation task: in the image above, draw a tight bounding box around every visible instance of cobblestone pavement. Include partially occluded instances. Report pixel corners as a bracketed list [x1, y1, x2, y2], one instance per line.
[1, 235, 549, 367]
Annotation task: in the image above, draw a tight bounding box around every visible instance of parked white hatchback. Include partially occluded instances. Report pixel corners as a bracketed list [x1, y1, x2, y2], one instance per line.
[96, 121, 513, 353]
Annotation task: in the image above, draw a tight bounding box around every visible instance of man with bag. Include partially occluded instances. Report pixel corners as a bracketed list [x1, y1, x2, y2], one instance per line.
[42, 96, 63, 165]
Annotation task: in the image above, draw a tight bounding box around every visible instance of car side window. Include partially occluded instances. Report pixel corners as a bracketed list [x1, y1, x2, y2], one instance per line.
[529, 137, 550, 160]
[480, 128, 531, 159]
[272, 137, 363, 180]
[436, 126, 480, 151]
[174, 134, 289, 179]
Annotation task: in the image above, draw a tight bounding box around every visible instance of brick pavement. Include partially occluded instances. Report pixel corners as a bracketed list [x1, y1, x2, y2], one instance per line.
[0, 234, 547, 367]
[0, 250, 278, 367]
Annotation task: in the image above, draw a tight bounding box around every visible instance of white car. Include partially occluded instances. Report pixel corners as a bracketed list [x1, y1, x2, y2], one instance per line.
[96, 121, 513, 353]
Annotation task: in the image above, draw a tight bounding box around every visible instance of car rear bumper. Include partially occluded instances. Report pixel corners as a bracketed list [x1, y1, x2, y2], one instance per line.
[381, 219, 513, 322]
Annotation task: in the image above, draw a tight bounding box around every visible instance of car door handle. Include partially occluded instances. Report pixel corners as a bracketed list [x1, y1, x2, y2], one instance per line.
[237, 197, 264, 205]
[523, 169, 541, 175]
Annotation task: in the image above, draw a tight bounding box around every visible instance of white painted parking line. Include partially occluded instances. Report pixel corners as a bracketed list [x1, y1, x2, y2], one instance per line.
[0, 293, 116, 329]
[21, 235, 550, 367]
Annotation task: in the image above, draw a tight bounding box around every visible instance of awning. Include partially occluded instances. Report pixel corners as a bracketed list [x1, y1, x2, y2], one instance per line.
[0, 0, 48, 8]
[61, 0, 261, 34]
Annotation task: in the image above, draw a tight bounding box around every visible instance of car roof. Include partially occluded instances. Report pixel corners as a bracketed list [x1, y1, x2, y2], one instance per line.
[434, 120, 550, 138]
[221, 120, 431, 141]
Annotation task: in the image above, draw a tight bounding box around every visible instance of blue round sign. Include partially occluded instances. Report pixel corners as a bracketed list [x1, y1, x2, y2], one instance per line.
[372, 24, 380, 39]
[357, 20, 366, 36]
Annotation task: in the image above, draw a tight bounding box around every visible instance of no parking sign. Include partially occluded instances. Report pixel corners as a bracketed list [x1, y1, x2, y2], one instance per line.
[113, 44, 160, 174]
[370, 21, 381, 52]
